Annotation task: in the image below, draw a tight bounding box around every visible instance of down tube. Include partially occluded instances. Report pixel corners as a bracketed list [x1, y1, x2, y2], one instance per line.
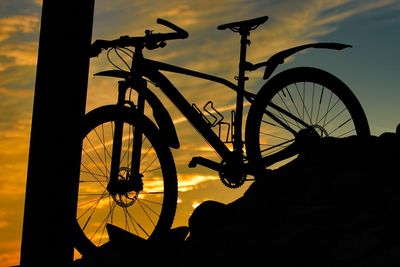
[144, 68, 232, 159]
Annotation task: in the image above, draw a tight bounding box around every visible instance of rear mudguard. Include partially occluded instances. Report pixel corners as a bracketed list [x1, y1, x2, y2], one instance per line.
[94, 70, 180, 149]
[263, 43, 351, 79]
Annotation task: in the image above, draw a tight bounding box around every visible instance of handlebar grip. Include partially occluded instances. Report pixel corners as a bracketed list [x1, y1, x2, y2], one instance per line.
[157, 18, 189, 39]
[90, 40, 109, 57]
[90, 37, 130, 57]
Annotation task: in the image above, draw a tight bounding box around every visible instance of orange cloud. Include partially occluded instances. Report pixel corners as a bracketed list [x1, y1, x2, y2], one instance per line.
[177, 173, 218, 192]
[0, 16, 39, 42]
[0, 248, 19, 267]
[0, 42, 38, 71]
[153, 4, 198, 26]
[0, 211, 8, 229]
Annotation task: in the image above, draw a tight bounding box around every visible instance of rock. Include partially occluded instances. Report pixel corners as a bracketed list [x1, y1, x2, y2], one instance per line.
[75, 126, 400, 267]
[182, 130, 400, 266]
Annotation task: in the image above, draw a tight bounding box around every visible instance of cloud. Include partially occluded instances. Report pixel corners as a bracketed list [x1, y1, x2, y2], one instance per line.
[0, 42, 38, 71]
[153, 4, 198, 26]
[177, 173, 218, 192]
[0, 111, 31, 196]
[0, 250, 20, 267]
[0, 14, 39, 146]
[0, 211, 8, 229]
[305, 0, 399, 34]
[0, 15, 39, 42]
[0, 240, 20, 267]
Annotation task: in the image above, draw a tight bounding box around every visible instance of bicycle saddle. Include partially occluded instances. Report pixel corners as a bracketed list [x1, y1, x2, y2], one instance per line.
[217, 16, 268, 31]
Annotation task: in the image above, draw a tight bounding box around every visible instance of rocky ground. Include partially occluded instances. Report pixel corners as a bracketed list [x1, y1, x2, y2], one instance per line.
[75, 125, 400, 267]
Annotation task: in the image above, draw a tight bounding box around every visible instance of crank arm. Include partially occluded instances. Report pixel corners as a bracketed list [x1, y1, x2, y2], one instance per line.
[189, 156, 220, 172]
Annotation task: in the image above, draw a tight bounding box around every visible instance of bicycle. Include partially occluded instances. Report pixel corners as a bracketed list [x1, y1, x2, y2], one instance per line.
[75, 16, 370, 255]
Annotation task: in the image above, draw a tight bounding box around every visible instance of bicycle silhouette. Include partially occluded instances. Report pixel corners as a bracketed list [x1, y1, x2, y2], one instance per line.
[75, 16, 370, 255]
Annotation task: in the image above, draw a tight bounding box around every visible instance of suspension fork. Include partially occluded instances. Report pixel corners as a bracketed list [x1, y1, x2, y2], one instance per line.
[129, 77, 146, 187]
[108, 47, 147, 195]
[129, 48, 147, 191]
[108, 81, 129, 196]
[108, 77, 147, 195]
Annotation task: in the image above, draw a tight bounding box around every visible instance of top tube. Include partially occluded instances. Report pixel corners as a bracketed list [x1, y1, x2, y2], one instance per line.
[143, 58, 257, 102]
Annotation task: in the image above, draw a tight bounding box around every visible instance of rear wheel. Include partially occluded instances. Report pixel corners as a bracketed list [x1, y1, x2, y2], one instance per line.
[246, 67, 370, 175]
[75, 105, 177, 255]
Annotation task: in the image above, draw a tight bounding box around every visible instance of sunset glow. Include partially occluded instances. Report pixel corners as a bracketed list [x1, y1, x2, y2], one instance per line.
[1, 0, 400, 266]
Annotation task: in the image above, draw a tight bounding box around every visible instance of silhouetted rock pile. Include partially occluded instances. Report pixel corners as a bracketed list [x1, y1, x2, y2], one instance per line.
[75, 128, 400, 267]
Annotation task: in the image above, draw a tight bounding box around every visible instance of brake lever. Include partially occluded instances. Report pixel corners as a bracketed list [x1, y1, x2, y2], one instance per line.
[145, 41, 167, 50]
[144, 30, 167, 50]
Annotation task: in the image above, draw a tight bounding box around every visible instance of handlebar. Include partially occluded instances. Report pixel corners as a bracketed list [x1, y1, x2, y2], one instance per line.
[90, 18, 189, 57]
[156, 18, 189, 39]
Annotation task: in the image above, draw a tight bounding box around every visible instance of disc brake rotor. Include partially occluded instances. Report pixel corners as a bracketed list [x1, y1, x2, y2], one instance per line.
[111, 167, 140, 207]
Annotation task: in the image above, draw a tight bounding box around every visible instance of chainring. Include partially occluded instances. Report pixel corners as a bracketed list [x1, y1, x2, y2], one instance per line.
[218, 159, 247, 189]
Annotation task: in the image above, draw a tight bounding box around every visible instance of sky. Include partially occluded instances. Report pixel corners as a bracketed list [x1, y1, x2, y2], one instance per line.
[0, 0, 399, 265]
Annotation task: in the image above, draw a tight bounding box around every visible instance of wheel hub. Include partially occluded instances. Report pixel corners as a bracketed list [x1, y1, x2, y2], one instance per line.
[108, 167, 143, 207]
[310, 124, 329, 137]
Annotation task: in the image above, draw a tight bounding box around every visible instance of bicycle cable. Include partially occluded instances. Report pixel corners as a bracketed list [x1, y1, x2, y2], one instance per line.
[106, 47, 134, 71]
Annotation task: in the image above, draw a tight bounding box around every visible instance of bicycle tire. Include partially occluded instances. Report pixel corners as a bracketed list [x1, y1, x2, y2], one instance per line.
[74, 105, 177, 255]
[245, 67, 370, 175]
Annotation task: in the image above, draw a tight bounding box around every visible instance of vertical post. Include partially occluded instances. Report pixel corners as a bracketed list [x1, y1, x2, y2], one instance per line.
[20, 1, 95, 266]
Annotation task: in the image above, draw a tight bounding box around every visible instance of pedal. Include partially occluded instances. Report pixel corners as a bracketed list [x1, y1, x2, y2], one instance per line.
[189, 157, 221, 172]
[188, 157, 198, 168]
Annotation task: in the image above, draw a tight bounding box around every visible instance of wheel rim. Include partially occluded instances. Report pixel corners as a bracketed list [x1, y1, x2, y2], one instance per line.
[256, 78, 366, 169]
[77, 119, 168, 248]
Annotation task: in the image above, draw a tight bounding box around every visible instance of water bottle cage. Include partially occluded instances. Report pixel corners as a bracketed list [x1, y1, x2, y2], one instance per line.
[192, 101, 234, 143]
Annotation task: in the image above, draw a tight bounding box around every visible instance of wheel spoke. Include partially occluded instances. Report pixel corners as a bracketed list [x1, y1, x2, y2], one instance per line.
[89, 201, 115, 243]
[137, 199, 156, 228]
[82, 146, 108, 180]
[260, 138, 295, 154]
[277, 89, 301, 129]
[260, 131, 291, 141]
[79, 190, 109, 230]
[296, 82, 313, 123]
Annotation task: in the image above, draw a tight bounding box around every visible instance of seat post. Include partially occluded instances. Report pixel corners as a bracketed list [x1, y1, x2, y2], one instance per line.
[233, 28, 250, 153]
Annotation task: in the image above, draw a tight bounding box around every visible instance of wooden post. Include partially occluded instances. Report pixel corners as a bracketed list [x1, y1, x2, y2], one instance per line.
[20, 0, 95, 266]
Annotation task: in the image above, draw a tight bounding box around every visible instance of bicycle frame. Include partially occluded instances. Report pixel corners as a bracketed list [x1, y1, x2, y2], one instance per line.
[98, 51, 315, 178]
[142, 58, 245, 161]
[103, 54, 253, 193]
[99, 40, 351, 186]
[101, 30, 258, 181]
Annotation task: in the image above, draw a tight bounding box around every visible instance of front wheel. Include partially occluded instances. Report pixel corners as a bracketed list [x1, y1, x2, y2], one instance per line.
[74, 105, 178, 256]
[245, 67, 370, 175]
